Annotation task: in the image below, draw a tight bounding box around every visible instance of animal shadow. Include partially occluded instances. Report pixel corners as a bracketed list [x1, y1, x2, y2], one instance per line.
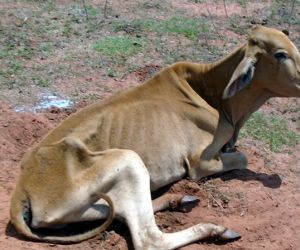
[220, 169, 282, 189]
[6, 217, 135, 249]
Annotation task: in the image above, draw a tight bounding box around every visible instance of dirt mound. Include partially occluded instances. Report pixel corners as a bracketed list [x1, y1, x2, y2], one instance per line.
[0, 103, 51, 160]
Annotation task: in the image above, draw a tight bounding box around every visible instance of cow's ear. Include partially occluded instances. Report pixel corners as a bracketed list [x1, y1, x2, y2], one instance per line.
[222, 57, 256, 99]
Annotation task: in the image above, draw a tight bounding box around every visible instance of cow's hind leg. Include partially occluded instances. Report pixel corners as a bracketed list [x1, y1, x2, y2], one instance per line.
[152, 194, 200, 213]
[104, 150, 240, 249]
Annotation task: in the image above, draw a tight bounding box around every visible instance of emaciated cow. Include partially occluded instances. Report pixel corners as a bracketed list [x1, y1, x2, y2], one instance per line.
[10, 26, 300, 249]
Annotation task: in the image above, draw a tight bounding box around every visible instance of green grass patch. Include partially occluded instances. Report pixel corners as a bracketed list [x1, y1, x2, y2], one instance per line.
[31, 76, 50, 87]
[62, 20, 74, 37]
[0, 60, 24, 89]
[269, 0, 300, 25]
[39, 42, 53, 55]
[0, 31, 34, 60]
[41, 0, 57, 12]
[0, 60, 23, 78]
[240, 112, 300, 152]
[93, 36, 145, 57]
[114, 16, 208, 40]
[85, 5, 100, 16]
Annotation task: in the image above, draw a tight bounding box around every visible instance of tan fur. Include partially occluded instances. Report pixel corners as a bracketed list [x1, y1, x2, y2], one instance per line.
[10, 26, 300, 249]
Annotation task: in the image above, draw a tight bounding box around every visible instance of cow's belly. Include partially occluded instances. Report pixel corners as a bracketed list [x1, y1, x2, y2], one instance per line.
[135, 144, 188, 191]
[73, 100, 213, 190]
[105, 108, 191, 190]
[147, 161, 186, 191]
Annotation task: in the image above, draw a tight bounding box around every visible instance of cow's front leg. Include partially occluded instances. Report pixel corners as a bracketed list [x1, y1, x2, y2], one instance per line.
[200, 114, 234, 161]
[188, 151, 248, 181]
[188, 115, 247, 180]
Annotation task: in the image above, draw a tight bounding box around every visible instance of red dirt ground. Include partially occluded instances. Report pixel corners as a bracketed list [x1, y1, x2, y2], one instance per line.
[0, 98, 299, 250]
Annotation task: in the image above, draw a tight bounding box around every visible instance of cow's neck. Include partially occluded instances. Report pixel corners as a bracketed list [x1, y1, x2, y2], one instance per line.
[186, 44, 273, 125]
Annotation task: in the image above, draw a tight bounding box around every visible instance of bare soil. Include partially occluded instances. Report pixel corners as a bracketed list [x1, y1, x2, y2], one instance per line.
[0, 98, 299, 250]
[0, 1, 299, 250]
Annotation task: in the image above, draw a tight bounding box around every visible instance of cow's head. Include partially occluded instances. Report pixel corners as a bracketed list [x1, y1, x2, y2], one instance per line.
[223, 25, 300, 99]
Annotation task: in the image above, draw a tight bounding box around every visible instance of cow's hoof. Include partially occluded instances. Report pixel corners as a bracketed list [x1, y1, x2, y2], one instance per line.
[177, 195, 200, 212]
[181, 195, 200, 204]
[220, 229, 241, 241]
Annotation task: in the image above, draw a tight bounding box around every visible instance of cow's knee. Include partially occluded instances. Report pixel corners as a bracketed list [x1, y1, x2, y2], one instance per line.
[188, 158, 223, 180]
[188, 151, 248, 180]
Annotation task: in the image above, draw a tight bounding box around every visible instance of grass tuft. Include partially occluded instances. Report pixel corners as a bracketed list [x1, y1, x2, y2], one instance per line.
[93, 36, 145, 57]
[114, 16, 208, 40]
[240, 112, 300, 152]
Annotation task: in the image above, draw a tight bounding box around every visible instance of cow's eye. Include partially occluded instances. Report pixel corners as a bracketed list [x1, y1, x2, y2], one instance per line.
[274, 52, 288, 61]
